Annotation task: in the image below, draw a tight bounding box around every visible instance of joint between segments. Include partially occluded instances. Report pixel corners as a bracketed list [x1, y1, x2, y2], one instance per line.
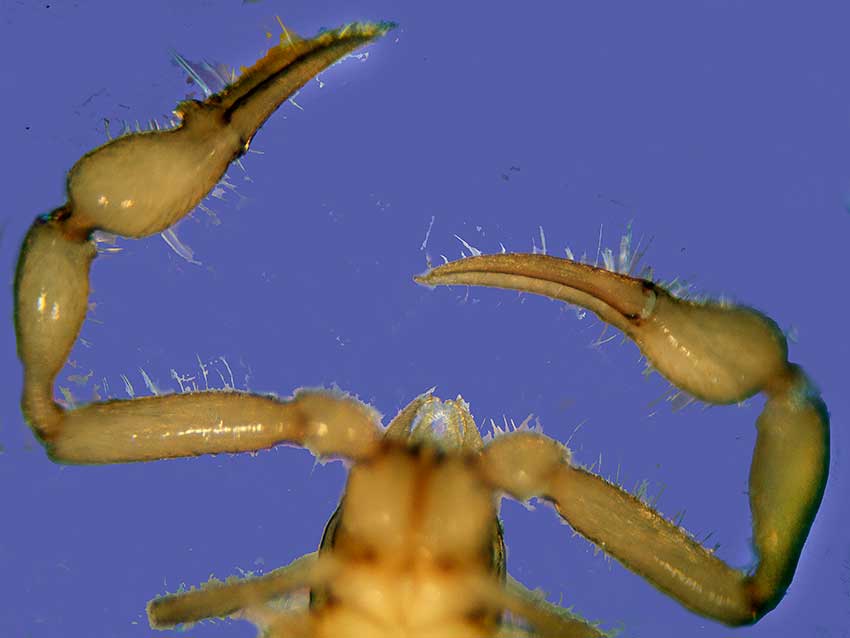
[639, 285, 658, 320]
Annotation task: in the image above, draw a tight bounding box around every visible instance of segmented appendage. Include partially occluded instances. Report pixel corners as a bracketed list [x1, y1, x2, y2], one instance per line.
[417, 249, 829, 623]
[14, 21, 394, 454]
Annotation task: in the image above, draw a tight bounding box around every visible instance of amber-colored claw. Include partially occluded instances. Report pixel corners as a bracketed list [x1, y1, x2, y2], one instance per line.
[216, 22, 395, 147]
[62, 22, 394, 240]
[416, 253, 787, 404]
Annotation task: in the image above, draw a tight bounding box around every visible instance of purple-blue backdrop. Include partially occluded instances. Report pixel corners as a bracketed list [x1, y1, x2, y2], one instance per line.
[1, 2, 847, 637]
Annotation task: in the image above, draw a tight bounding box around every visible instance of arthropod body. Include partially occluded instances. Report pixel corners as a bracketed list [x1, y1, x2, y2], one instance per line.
[12, 16, 829, 638]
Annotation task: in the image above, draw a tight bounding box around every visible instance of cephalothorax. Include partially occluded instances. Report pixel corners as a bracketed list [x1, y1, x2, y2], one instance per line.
[13, 20, 829, 638]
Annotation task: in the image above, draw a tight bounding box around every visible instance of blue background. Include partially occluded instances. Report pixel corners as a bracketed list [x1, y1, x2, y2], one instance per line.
[1, 1, 847, 637]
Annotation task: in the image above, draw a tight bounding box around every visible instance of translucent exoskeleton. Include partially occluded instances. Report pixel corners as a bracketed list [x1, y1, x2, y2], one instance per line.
[10, 16, 830, 638]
